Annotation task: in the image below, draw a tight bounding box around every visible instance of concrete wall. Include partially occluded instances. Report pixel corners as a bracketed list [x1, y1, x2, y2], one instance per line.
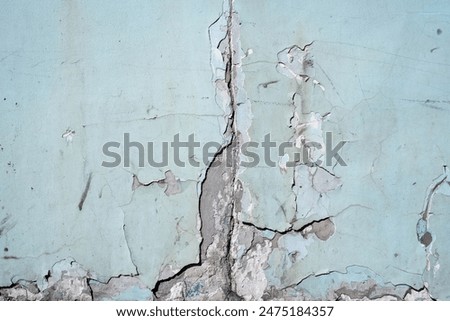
[1, 0, 449, 301]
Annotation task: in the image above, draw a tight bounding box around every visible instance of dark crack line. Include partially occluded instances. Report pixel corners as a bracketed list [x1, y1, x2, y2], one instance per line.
[78, 172, 92, 211]
[122, 224, 140, 277]
[151, 142, 232, 298]
[221, 0, 244, 300]
[421, 174, 447, 221]
[288, 265, 420, 301]
[86, 278, 95, 301]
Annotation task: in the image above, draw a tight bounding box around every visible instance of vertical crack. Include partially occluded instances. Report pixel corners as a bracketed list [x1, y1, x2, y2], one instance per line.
[151, 0, 242, 300]
[122, 224, 140, 276]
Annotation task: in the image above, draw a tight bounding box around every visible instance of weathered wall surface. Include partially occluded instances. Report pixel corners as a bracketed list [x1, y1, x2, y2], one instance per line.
[1, 0, 449, 301]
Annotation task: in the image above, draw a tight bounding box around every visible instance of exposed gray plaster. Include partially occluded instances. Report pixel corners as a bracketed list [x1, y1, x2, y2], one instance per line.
[2, 0, 450, 301]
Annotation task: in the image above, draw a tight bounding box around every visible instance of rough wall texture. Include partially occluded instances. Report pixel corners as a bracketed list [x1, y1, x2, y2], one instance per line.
[1, 0, 449, 301]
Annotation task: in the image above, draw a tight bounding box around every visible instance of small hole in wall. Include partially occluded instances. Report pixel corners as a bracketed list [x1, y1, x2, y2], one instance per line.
[44, 270, 51, 281]
[420, 232, 433, 247]
[394, 253, 398, 257]
[4, 247, 8, 252]
[437, 28, 442, 35]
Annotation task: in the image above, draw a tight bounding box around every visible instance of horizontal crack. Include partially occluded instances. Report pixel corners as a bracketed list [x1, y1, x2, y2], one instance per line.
[241, 216, 334, 238]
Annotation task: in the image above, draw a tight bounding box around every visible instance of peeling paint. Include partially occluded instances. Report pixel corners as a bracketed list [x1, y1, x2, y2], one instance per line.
[2, 0, 450, 301]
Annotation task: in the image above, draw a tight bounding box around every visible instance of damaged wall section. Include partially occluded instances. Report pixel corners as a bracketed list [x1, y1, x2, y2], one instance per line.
[2, 0, 450, 301]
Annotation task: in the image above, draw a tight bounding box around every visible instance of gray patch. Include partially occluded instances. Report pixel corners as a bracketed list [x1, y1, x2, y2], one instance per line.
[310, 218, 335, 241]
